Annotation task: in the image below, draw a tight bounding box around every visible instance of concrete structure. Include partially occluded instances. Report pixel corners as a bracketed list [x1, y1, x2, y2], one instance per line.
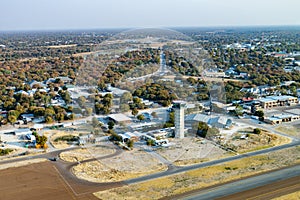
[185, 114, 232, 129]
[259, 95, 298, 109]
[265, 114, 300, 125]
[173, 101, 186, 139]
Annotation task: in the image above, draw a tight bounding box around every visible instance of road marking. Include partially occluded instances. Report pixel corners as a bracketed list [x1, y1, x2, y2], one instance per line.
[53, 165, 78, 197]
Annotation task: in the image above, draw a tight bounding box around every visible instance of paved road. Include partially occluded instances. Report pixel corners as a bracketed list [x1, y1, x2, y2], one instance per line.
[176, 164, 300, 200]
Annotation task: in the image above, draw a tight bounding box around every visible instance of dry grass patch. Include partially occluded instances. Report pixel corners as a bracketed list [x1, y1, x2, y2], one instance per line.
[94, 146, 300, 200]
[276, 125, 300, 137]
[223, 128, 291, 153]
[273, 191, 300, 200]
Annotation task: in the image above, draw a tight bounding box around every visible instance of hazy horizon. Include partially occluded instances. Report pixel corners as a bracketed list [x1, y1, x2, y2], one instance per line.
[1, 0, 300, 31]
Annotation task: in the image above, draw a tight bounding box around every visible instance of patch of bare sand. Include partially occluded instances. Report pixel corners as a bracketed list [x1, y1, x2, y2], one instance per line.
[94, 146, 300, 200]
[60, 145, 115, 162]
[72, 149, 167, 182]
[0, 158, 47, 170]
[156, 137, 227, 166]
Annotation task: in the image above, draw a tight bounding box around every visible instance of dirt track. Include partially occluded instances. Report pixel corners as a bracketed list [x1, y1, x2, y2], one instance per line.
[0, 161, 123, 200]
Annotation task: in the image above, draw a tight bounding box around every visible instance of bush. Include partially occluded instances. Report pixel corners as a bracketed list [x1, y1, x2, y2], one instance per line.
[253, 128, 261, 134]
[146, 139, 155, 146]
[54, 135, 79, 142]
[0, 148, 13, 156]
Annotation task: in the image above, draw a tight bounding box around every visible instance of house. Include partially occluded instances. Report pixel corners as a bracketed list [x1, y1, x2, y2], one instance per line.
[108, 114, 131, 124]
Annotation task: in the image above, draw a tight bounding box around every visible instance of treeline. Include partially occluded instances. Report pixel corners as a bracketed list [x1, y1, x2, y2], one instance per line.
[133, 83, 177, 106]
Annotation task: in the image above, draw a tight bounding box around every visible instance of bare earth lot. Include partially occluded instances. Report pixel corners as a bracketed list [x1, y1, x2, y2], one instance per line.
[0, 161, 88, 200]
[155, 137, 228, 166]
[72, 149, 167, 183]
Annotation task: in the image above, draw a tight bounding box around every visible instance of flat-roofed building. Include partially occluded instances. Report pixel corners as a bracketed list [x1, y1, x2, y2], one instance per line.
[108, 113, 131, 124]
[259, 95, 298, 109]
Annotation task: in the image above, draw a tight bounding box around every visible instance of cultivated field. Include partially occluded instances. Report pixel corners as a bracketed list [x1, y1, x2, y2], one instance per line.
[0, 161, 88, 200]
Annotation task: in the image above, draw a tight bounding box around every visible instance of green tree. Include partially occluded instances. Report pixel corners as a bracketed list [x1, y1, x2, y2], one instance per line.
[254, 110, 264, 121]
[108, 121, 115, 130]
[253, 128, 261, 134]
[120, 103, 130, 112]
[8, 115, 17, 124]
[127, 140, 134, 149]
[197, 122, 209, 138]
[120, 92, 133, 104]
[137, 114, 145, 121]
[92, 117, 100, 128]
[131, 107, 139, 117]
[235, 105, 243, 116]
[55, 113, 65, 122]
[45, 116, 54, 124]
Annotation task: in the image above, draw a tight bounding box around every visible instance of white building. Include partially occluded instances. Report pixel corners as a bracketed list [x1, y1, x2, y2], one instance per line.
[173, 101, 186, 138]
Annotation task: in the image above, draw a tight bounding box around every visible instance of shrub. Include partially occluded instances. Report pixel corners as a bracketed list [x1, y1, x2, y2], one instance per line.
[253, 128, 261, 135]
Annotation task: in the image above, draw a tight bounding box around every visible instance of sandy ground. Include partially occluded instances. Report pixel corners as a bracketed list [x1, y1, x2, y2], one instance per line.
[0, 158, 47, 170]
[72, 149, 167, 182]
[156, 137, 227, 166]
[94, 146, 300, 200]
[60, 145, 115, 162]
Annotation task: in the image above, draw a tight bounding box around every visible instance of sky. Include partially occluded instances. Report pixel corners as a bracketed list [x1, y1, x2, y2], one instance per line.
[1, 0, 300, 31]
